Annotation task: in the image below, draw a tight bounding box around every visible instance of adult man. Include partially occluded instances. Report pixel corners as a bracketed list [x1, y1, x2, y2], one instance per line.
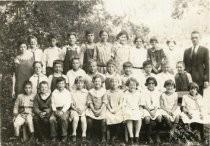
[183, 31, 209, 95]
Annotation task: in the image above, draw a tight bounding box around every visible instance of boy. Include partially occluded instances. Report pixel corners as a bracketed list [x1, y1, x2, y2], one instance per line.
[29, 61, 48, 94]
[49, 77, 71, 142]
[48, 60, 68, 92]
[33, 81, 52, 143]
[13, 81, 36, 142]
[66, 57, 86, 91]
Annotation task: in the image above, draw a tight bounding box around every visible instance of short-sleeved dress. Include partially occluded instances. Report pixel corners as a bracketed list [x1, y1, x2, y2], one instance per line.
[106, 89, 125, 125]
[180, 94, 209, 124]
[141, 88, 163, 120]
[160, 92, 181, 121]
[70, 89, 88, 120]
[86, 88, 107, 120]
[14, 51, 34, 96]
[124, 90, 143, 120]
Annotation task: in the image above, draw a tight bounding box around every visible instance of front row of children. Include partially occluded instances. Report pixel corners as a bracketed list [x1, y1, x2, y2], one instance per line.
[13, 74, 208, 144]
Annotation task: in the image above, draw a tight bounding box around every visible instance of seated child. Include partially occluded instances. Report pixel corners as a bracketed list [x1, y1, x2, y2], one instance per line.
[105, 59, 121, 90]
[29, 61, 48, 94]
[66, 57, 86, 91]
[33, 81, 52, 143]
[48, 60, 68, 92]
[13, 81, 36, 142]
[86, 74, 107, 142]
[160, 80, 181, 137]
[175, 61, 192, 92]
[49, 77, 71, 142]
[106, 77, 124, 142]
[70, 76, 88, 142]
[141, 77, 162, 144]
[124, 77, 143, 145]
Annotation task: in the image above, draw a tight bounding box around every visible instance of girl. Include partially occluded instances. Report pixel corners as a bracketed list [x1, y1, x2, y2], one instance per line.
[12, 42, 34, 98]
[124, 77, 143, 144]
[86, 74, 107, 142]
[106, 77, 124, 142]
[160, 80, 181, 137]
[70, 76, 88, 142]
[94, 30, 113, 74]
[44, 34, 63, 76]
[147, 37, 166, 74]
[62, 32, 83, 74]
[141, 77, 162, 144]
[13, 81, 36, 142]
[112, 31, 131, 73]
[82, 30, 97, 72]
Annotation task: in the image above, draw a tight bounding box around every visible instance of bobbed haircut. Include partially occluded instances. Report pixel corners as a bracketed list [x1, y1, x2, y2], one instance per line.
[74, 76, 86, 84]
[134, 36, 144, 44]
[92, 74, 105, 83]
[39, 81, 48, 88]
[23, 80, 33, 89]
[164, 79, 176, 88]
[53, 60, 63, 67]
[123, 61, 133, 68]
[56, 77, 66, 85]
[33, 61, 43, 68]
[116, 30, 129, 40]
[188, 82, 199, 92]
[145, 77, 158, 86]
[125, 77, 139, 87]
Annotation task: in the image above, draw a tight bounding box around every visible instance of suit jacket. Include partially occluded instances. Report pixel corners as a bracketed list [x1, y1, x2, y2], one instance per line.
[183, 45, 209, 86]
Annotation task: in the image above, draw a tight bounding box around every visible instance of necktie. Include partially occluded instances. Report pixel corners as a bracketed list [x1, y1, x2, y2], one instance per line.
[37, 75, 40, 93]
[191, 46, 196, 58]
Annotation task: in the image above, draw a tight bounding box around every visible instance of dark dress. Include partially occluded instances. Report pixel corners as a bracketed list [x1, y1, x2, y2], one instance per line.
[175, 72, 190, 92]
[83, 43, 95, 72]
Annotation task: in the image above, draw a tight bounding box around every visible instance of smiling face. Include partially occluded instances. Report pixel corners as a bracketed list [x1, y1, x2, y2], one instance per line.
[19, 43, 27, 54]
[128, 81, 137, 92]
[165, 84, 174, 93]
[89, 62, 97, 73]
[110, 78, 119, 90]
[162, 64, 170, 73]
[94, 77, 102, 89]
[57, 81, 66, 91]
[176, 63, 184, 74]
[76, 81, 84, 90]
[189, 88, 198, 96]
[119, 34, 127, 44]
[72, 59, 80, 71]
[124, 66, 132, 75]
[30, 38, 38, 48]
[68, 35, 77, 45]
[40, 83, 49, 94]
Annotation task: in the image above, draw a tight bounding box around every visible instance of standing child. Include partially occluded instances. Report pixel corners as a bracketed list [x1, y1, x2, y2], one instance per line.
[106, 77, 124, 142]
[13, 81, 36, 142]
[160, 80, 181, 137]
[44, 34, 63, 76]
[112, 31, 131, 73]
[147, 37, 166, 74]
[48, 60, 68, 92]
[62, 32, 83, 74]
[94, 30, 113, 74]
[66, 57, 86, 91]
[29, 61, 48, 94]
[33, 81, 52, 143]
[82, 30, 97, 72]
[105, 59, 121, 90]
[50, 77, 71, 142]
[175, 61, 192, 92]
[124, 77, 143, 145]
[141, 77, 162, 144]
[70, 76, 88, 142]
[86, 74, 107, 142]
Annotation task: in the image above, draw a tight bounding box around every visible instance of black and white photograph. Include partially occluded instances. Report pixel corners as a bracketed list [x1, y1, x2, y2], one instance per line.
[0, 0, 210, 145]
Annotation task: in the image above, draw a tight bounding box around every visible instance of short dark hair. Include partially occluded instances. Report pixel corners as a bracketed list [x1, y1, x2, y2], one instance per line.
[188, 82, 199, 91]
[39, 81, 48, 88]
[134, 36, 144, 44]
[92, 74, 104, 83]
[164, 79, 175, 88]
[56, 77, 66, 85]
[191, 31, 200, 36]
[53, 60, 63, 67]
[48, 33, 57, 42]
[33, 61, 43, 68]
[125, 77, 139, 87]
[116, 30, 129, 40]
[150, 36, 158, 43]
[23, 80, 33, 89]
[85, 29, 94, 37]
[99, 30, 109, 38]
[145, 77, 158, 86]
[143, 60, 152, 68]
[107, 59, 116, 67]
[28, 35, 38, 44]
[166, 40, 176, 45]
[123, 61, 133, 68]
[176, 61, 185, 68]
[74, 76, 85, 84]
[67, 32, 77, 38]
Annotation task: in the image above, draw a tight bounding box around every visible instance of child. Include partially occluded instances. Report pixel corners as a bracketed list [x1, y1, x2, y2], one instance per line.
[82, 30, 97, 72]
[141, 77, 162, 144]
[147, 36, 166, 74]
[86, 74, 107, 142]
[48, 60, 68, 92]
[94, 30, 113, 74]
[13, 81, 36, 142]
[85, 59, 105, 90]
[106, 77, 124, 142]
[33, 81, 52, 143]
[157, 61, 174, 92]
[130, 36, 147, 71]
[12, 42, 34, 98]
[62, 32, 83, 74]
[28, 35, 45, 74]
[104, 59, 121, 90]
[124, 77, 143, 144]
[44, 34, 63, 76]
[175, 61, 192, 92]
[112, 31, 131, 73]
[160, 80, 181, 137]
[29, 61, 48, 94]
[70, 76, 88, 142]
[66, 57, 86, 91]
[49, 77, 71, 142]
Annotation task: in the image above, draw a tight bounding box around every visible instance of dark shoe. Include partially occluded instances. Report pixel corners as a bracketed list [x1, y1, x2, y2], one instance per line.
[72, 135, 76, 142]
[82, 137, 86, 142]
[51, 137, 56, 142]
[28, 133, 34, 143]
[129, 137, 134, 145]
[101, 137, 106, 143]
[155, 135, 161, 144]
[147, 136, 153, 144]
[134, 137, 139, 144]
[61, 136, 67, 143]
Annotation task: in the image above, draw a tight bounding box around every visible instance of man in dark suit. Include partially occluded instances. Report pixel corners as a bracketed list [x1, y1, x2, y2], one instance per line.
[183, 31, 209, 95]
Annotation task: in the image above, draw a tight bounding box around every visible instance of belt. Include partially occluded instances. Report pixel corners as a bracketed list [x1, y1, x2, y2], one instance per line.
[133, 67, 143, 69]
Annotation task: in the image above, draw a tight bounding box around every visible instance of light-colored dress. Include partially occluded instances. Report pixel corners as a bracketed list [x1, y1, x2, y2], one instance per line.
[86, 88, 107, 120]
[106, 89, 125, 125]
[129, 47, 147, 69]
[124, 90, 143, 120]
[141, 88, 163, 120]
[70, 89, 88, 120]
[180, 93, 209, 124]
[160, 92, 181, 121]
